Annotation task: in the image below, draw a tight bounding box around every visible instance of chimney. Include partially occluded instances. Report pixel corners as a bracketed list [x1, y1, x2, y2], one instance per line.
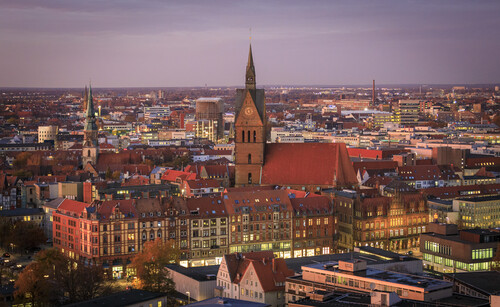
[372, 79, 376, 105]
[272, 258, 276, 273]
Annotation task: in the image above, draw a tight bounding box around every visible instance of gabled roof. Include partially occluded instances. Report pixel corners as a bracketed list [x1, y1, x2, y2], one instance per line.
[185, 179, 220, 189]
[250, 258, 294, 292]
[186, 195, 226, 218]
[221, 251, 294, 293]
[223, 251, 274, 283]
[223, 189, 292, 215]
[352, 160, 398, 173]
[96, 199, 137, 221]
[261, 143, 357, 187]
[161, 169, 198, 182]
[398, 165, 441, 181]
[290, 196, 331, 215]
[58, 199, 89, 216]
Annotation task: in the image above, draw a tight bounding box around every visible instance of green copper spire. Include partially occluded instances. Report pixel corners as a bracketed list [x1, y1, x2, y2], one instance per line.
[84, 84, 98, 133]
[245, 44, 256, 90]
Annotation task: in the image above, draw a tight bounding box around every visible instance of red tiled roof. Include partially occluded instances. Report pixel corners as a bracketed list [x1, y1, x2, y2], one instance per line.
[185, 179, 220, 189]
[185, 195, 226, 218]
[363, 176, 394, 187]
[398, 165, 441, 181]
[290, 196, 331, 215]
[58, 199, 88, 215]
[96, 199, 137, 220]
[223, 189, 293, 215]
[421, 183, 500, 199]
[161, 170, 198, 182]
[262, 143, 357, 187]
[251, 258, 294, 292]
[352, 161, 398, 173]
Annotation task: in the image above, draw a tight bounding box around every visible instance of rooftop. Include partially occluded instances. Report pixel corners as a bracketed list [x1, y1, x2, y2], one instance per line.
[303, 262, 452, 291]
[445, 271, 500, 295]
[166, 264, 219, 282]
[65, 289, 166, 307]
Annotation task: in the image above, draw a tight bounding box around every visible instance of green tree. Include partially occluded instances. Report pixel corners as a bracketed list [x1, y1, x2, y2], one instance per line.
[130, 239, 179, 295]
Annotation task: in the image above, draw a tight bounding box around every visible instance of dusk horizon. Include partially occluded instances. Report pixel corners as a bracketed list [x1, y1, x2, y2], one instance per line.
[1, 0, 499, 87]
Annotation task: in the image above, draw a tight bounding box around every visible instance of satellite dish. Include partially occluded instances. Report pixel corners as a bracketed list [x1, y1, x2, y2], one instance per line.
[370, 283, 376, 291]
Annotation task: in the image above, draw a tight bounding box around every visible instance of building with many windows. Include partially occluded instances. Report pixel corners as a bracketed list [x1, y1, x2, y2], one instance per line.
[335, 187, 428, 252]
[286, 259, 453, 303]
[420, 222, 499, 273]
[453, 195, 500, 229]
[216, 251, 294, 306]
[223, 189, 293, 259]
[290, 195, 334, 258]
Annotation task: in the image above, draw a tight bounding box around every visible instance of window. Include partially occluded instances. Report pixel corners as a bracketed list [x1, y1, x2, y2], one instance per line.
[253, 130, 256, 142]
[248, 153, 252, 164]
[248, 173, 252, 184]
[242, 130, 245, 142]
[247, 130, 250, 143]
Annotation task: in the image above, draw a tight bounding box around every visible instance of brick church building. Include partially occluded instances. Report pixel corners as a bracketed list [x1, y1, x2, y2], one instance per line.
[234, 45, 358, 192]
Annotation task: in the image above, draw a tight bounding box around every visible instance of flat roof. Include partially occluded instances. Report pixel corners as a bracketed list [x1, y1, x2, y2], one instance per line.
[446, 271, 500, 295]
[456, 195, 500, 202]
[302, 262, 452, 291]
[285, 247, 419, 274]
[187, 297, 269, 307]
[166, 264, 219, 282]
[0, 208, 44, 217]
[65, 289, 166, 307]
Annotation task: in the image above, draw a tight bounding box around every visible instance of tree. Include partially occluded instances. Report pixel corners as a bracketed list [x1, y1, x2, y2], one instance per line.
[15, 249, 115, 305]
[10, 221, 46, 252]
[13, 152, 32, 170]
[14, 262, 55, 306]
[130, 239, 179, 294]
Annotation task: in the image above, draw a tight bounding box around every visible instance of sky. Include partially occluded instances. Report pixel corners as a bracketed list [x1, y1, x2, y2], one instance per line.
[0, 0, 499, 87]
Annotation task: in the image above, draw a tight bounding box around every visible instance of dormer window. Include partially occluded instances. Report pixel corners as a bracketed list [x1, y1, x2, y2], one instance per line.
[142, 213, 146, 218]
[149, 212, 153, 217]
[157, 212, 161, 217]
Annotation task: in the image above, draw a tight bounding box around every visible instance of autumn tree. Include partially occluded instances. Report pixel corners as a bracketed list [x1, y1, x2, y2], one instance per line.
[130, 239, 179, 294]
[15, 249, 115, 305]
[15, 262, 56, 306]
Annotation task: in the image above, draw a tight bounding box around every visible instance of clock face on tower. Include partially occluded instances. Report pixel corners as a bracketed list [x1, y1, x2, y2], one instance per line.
[244, 107, 254, 116]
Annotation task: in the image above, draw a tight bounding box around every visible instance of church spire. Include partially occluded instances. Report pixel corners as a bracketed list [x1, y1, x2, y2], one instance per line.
[245, 44, 256, 90]
[86, 85, 95, 119]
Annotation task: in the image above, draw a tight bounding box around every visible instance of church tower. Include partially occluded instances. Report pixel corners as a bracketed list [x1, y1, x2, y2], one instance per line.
[234, 45, 266, 186]
[82, 85, 99, 166]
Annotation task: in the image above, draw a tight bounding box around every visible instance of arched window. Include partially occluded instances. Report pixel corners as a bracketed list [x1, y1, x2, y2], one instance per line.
[242, 130, 245, 142]
[157, 230, 162, 238]
[247, 131, 251, 143]
[87, 149, 91, 157]
[253, 130, 256, 142]
[248, 173, 252, 184]
[248, 154, 252, 164]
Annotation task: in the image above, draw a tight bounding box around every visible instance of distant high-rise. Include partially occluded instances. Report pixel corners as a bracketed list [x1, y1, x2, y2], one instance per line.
[82, 85, 99, 166]
[195, 97, 224, 141]
[393, 100, 419, 127]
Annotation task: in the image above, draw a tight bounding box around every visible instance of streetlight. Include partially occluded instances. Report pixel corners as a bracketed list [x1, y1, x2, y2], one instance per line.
[186, 291, 190, 304]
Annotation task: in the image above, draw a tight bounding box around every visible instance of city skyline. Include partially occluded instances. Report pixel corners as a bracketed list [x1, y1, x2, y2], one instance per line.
[1, 0, 499, 87]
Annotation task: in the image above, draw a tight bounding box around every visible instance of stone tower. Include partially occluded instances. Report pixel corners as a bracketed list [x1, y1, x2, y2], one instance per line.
[82, 85, 99, 166]
[234, 45, 266, 186]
